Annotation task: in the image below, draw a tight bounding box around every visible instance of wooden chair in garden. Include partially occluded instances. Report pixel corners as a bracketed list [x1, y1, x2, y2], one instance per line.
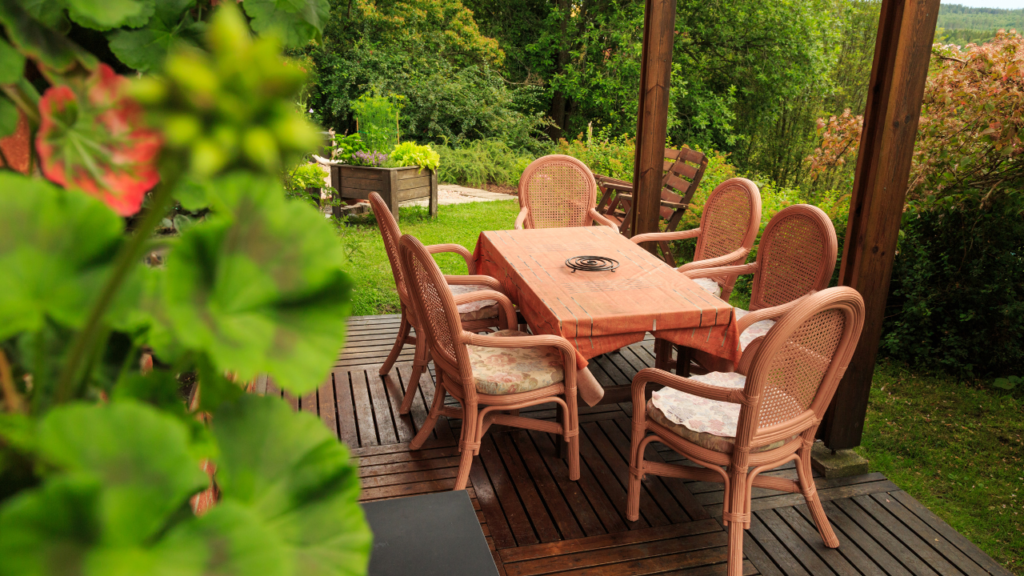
[626, 286, 865, 576]
[630, 177, 762, 302]
[515, 154, 619, 230]
[370, 192, 506, 415]
[398, 234, 583, 490]
[679, 204, 839, 374]
[595, 147, 709, 266]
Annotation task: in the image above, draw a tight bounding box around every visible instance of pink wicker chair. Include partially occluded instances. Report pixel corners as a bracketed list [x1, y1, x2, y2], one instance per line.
[515, 154, 619, 230]
[677, 204, 839, 375]
[630, 177, 762, 301]
[627, 287, 865, 576]
[370, 192, 506, 415]
[399, 234, 584, 490]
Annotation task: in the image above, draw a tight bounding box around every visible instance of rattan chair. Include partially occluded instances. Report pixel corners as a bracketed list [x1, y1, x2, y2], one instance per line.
[630, 177, 762, 302]
[627, 287, 865, 576]
[673, 204, 839, 375]
[370, 192, 506, 415]
[399, 234, 584, 490]
[515, 154, 619, 230]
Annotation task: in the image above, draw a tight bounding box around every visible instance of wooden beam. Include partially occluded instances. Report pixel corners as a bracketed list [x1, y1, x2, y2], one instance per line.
[629, 0, 676, 241]
[821, 0, 940, 450]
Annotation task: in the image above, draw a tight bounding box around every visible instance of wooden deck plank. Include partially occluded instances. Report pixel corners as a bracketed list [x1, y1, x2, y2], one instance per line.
[791, 504, 889, 576]
[332, 369, 359, 447]
[832, 497, 940, 576]
[366, 371, 399, 445]
[494, 433, 562, 543]
[852, 494, 961, 576]
[317, 378, 339, 439]
[576, 422, 652, 530]
[480, 434, 540, 547]
[510, 430, 587, 541]
[471, 448, 518, 550]
[349, 370, 379, 446]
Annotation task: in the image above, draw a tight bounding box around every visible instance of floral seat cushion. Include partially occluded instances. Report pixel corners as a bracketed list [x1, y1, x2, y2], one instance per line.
[467, 330, 565, 395]
[648, 371, 797, 453]
[735, 308, 775, 351]
[692, 277, 722, 299]
[449, 283, 500, 322]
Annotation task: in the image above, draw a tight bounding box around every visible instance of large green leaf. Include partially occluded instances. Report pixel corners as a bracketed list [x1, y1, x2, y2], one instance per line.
[0, 0, 96, 73]
[0, 173, 123, 340]
[107, 0, 203, 72]
[242, 0, 330, 48]
[162, 173, 352, 394]
[0, 37, 25, 84]
[35, 401, 209, 545]
[211, 395, 371, 576]
[66, 0, 153, 31]
[0, 95, 19, 138]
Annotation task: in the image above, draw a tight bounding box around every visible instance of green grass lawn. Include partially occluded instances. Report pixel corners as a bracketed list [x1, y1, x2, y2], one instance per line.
[859, 361, 1023, 573]
[338, 200, 1022, 573]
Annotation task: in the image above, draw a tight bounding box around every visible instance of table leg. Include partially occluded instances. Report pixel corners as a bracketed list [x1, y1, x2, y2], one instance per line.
[676, 345, 692, 377]
[555, 402, 568, 458]
[654, 338, 675, 371]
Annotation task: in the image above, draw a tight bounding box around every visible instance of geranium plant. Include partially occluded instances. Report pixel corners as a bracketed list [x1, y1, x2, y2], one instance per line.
[0, 2, 370, 575]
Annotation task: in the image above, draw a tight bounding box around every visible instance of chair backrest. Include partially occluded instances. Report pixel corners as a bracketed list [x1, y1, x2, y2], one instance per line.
[657, 147, 709, 220]
[734, 287, 864, 447]
[398, 234, 472, 386]
[692, 178, 762, 265]
[748, 204, 838, 311]
[518, 155, 598, 229]
[368, 192, 410, 306]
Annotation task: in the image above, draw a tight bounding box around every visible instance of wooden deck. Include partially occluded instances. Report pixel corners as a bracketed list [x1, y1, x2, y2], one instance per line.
[257, 314, 1012, 576]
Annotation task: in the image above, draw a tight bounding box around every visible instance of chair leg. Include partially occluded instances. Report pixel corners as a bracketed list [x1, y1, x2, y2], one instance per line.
[798, 443, 840, 548]
[409, 378, 446, 451]
[398, 332, 429, 415]
[380, 310, 410, 376]
[626, 428, 644, 522]
[727, 517, 745, 576]
[453, 402, 479, 491]
[725, 467, 749, 576]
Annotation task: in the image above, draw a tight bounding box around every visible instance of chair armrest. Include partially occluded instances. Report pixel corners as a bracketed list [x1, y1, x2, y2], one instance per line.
[515, 206, 529, 230]
[678, 246, 750, 273]
[683, 262, 758, 280]
[737, 292, 815, 333]
[660, 200, 688, 210]
[444, 275, 502, 291]
[589, 208, 619, 230]
[631, 227, 700, 245]
[452, 290, 517, 330]
[630, 367, 747, 424]
[463, 332, 578, 375]
[603, 182, 634, 193]
[427, 243, 475, 274]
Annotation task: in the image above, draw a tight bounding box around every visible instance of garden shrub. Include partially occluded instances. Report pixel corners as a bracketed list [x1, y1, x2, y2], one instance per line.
[883, 195, 1024, 378]
[436, 138, 533, 187]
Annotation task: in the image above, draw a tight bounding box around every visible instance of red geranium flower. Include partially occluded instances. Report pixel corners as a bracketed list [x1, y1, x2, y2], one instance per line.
[36, 64, 162, 216]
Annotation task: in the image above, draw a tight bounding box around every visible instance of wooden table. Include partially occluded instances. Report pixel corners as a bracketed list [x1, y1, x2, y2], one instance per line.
[473, 227, 741, 401]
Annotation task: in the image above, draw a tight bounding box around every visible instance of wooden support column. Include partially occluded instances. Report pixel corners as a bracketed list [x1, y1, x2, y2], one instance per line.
[629, 0, 676, 241]
[821, 0, 940, 450]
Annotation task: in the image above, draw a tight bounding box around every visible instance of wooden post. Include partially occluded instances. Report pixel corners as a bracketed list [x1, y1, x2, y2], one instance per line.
[820, 0, 940, 450]
[629, 0, 676, 241]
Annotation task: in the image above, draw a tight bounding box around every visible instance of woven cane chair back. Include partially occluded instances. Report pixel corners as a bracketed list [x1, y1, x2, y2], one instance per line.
[749, 205, 837, 311]
[369, 192, 409, 305]
[693, 178, 762, 264]
[398, 235, 470, 382]
[738, 287, 864, 440]
[519, 155, 598, 229]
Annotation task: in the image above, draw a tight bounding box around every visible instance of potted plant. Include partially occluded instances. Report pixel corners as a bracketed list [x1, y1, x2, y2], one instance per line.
[0, 4, 371, 575]
[325, 95, 440, 220]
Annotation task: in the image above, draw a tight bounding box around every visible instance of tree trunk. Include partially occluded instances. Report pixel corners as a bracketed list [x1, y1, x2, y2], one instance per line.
[546, 0, 571, 141]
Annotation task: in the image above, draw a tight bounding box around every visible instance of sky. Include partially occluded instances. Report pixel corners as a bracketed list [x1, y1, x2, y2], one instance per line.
[941, 0, 1024, 8]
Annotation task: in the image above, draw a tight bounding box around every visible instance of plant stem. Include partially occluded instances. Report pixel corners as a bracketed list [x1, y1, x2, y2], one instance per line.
[54, 168, 182, 403]
[0, 350, 23, 413]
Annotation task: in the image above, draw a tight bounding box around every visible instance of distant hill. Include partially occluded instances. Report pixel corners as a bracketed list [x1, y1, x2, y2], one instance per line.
[937, 4, 1024, 46]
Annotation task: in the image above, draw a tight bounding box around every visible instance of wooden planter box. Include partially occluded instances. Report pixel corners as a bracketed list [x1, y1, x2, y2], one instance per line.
[329, 164, 438, 222]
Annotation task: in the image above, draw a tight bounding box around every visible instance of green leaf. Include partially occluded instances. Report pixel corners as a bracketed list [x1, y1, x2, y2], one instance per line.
[0, 173, 124, 341]
[36, 401, 209, 545]
[211, 395, 371, 576]
[21, 0, 70, 30]
[0, 95, 19, 138]
[0, 476, 204, 576]
[0, 413, 33, 454]
[0, 0, 96, 74]
[66, 0, 153, 31]
[162, 173, 352, 394]
[0, 37, 25, 84]
[992, 378, 1017, 391]
[242, 0, 330, 48]
[107, 0, 203, 72]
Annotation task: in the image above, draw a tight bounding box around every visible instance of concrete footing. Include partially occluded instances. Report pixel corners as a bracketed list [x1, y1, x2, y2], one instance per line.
[810, 442, 870, 479]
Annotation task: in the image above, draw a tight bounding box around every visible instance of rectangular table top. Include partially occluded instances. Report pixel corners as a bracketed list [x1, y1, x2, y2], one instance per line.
[473, 226, 742, 366]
